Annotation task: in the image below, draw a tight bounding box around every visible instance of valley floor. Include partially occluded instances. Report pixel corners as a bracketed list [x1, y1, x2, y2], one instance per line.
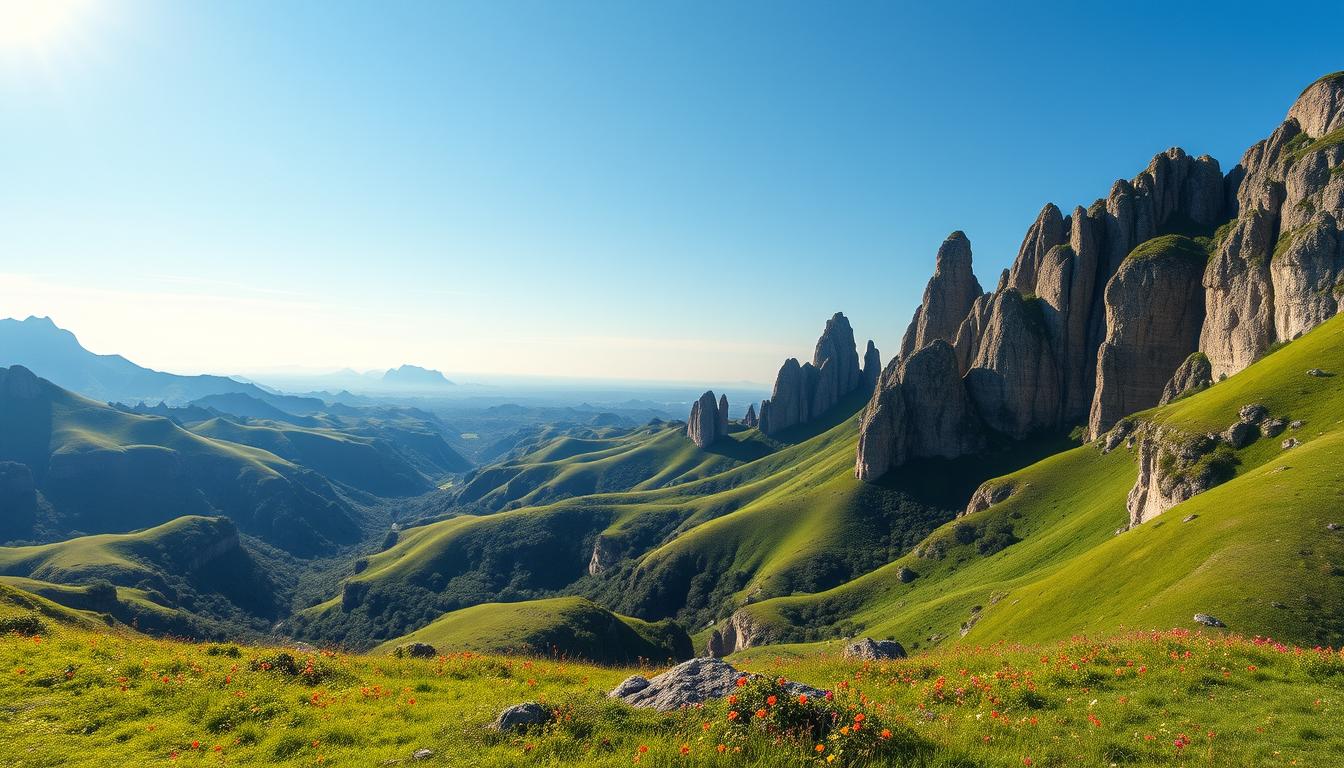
[5, 605, 1343, 767]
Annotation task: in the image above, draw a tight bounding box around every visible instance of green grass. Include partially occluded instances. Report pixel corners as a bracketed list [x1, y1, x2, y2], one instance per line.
[375, 596, 690, 664]
[1124, 234, 1210, 265]
[5, 592, 1344, 767]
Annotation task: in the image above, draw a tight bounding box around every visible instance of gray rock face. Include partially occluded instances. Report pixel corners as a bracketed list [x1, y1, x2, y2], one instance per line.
[854, 359, 906, 482]
[902, 232, 983, 356]
[1088, 237, 1206, 438]
[392, 642, 437, 659]
[705, 610, 764, 657]
[965, 290, 1060, 440]
[742, 402, 758, 428]
[1270, 211, 1344, 341]
[687, 391, 723, 448]
[1126, 427, 1229, 527]
[1287, 73, 1344, 139]
[855, 341, 985, 481]
[842, 637, 907, 661]
[493, 702, 552, 731]
[1160, 352, 1214, 405]
[1007, 204, 1067, 293]
[1201, 211, 1277, 379]
[717, 393, 730, 438]
[611, 657, 824, 711]
[760, 313, 863, 435]
[861, 340, 881, 390]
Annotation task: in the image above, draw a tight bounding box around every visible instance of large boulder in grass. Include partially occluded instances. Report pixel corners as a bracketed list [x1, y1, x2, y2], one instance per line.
[610, 657, 824, 712]
[393, 642, 437, 659]
[843, 637, 908, 661]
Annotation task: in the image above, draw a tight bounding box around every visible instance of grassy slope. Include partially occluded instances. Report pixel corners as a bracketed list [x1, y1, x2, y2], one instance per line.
[741, 314, 1344, 651]
[376, 596, 691, 664]
[0, 370, 361, 554]
[5, 591, 1344, 767]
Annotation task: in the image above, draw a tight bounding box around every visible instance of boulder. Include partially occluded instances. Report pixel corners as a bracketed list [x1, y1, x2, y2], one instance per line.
[610, 657, 824, 711]
[413, 748, 434, 760]
[842, 637, 907, 661]
[1282, 438, 1301, 450]
[1193, 613, 1226, 628]
[1160, 352, 1213, 405]
[492, 702, 552, 732]
[1307, 368, 1331, 377]
[1239, 403, 1269, 424]
[1261, 418, 1287, 438]
[1222, 420, 1257, 449]
[964, 480, 1015, 517]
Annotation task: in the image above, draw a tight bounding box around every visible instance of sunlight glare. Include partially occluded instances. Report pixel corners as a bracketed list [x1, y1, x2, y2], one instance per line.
[0, 0, 94, 54]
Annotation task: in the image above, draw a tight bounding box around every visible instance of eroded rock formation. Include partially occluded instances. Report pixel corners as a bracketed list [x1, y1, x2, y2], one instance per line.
[759, 313, 865, 436]
[687, 391, 724, 448]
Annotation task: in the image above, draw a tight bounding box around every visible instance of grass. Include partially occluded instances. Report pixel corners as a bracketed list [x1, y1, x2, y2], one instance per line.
[5, 593, 1344, 767]
[374, 596, 690, 664]
[1124, 234, 1209, 265]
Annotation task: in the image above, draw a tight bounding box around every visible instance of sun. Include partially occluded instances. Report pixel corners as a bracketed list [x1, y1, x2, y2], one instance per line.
[0, 0, 94, 53]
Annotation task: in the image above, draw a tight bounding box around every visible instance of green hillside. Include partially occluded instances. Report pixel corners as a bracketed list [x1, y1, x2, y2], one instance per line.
[736, 313, 1344, 651]
[291, 391, 1052, 649]
[0, 516, 282, 637]
[0, 366, 362, 555]
[376, 596, 691, 663]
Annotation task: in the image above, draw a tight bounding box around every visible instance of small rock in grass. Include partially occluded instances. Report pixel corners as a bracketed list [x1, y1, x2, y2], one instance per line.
[1222, 420, 1257, 448]
[897, 567, 918, 583]
[1282, 438, 1301, 450]
[1193, 613, 1226, 628]
[492, 702, 551, 731]
[1306, 368, 1331, 377]
[1182, 514, 1198, 523]
[1272, 602, 1287, 609]
[1261, 418, 1287, 437]
[1238, 403, 1268, 424]
[1327, 523, 1342, 531]
[1289, 420, 1304, 430]
[413, 748, 434, 760]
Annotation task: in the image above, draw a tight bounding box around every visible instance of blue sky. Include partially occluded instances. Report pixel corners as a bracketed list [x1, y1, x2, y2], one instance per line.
[0, 1, 1338, 384]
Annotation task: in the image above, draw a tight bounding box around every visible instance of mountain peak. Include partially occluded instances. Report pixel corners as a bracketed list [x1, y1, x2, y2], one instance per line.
[382, 364, 455, 387]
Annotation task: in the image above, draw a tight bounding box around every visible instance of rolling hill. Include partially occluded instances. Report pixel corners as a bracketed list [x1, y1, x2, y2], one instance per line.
[0, 365, 362, 555]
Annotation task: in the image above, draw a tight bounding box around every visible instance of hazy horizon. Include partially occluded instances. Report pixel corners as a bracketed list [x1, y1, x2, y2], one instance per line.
[3, 1, 1339, 383]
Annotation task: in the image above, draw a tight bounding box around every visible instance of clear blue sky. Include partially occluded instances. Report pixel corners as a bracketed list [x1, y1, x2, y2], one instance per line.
[1, 1, 1338, 383]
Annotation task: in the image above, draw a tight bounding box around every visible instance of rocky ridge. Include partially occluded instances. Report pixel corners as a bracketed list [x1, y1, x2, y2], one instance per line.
[857, 72, 1344, 506]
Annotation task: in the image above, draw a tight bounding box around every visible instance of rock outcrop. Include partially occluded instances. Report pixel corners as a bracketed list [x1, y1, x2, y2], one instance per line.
[759, 313, 865, 436]
[706, 609, 765, 657]
[742, 403, 758, 428]
[1088, 236, 1207, 438]
[492, 702, 552, 731]
[854, 341, 984, 481]
[687, 391, 725, 448]
[1160, 352, 1213, 404]
[854, 72, 1344, 483]
[900, 232, 983, 356]
[861, 340, 881, 389]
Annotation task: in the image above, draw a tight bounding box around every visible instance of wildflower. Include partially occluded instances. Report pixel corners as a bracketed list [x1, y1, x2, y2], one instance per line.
[755, 708, 767, 719]
[766, 695, 777, 706]
[679, 744, 689, 756]
[701, 722, 711, 731]
[716, 744, 726, 753]
[191, 741, 199, 750]
[854, 713, 865, 723]
[815, 744, 825, 753]
[798, 694, 808, 704]
[727, 710, 739, 721]
[727, 694, 738, 705]
[736, 677, 748, 687]
[880, 728, 892, 739]
[1023, 759, 1033, 766]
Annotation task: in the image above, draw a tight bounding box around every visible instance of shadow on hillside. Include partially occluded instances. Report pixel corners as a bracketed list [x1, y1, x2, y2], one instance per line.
[703, 435, 774, 463]
[875, 429, 1080, 510]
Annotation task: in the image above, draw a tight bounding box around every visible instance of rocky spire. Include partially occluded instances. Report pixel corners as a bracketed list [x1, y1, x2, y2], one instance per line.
[963, 290, 1061, 440]
[742, 402, 758, 428]
[1006, 204, 1067, 293]
[687, 391, 723, 448]
[759, 313, 864, 436]
[861, 340, 881, 389]
[717, 393, 730, 437]
[900, 232, 983, 357]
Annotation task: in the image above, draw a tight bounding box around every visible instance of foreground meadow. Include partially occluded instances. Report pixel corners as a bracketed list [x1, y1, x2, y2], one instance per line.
[4, 594, 1344, 768]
